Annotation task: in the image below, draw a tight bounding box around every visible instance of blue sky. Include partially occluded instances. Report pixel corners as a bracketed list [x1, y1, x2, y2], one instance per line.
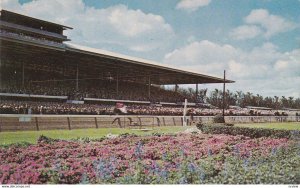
[1, 0, 300, 98]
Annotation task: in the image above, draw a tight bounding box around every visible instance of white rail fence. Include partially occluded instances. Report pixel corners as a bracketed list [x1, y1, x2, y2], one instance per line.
[0, 114, 299, 132]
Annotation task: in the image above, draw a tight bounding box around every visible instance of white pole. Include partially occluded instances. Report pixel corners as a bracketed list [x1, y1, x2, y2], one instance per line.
[183, 99, 188, 126]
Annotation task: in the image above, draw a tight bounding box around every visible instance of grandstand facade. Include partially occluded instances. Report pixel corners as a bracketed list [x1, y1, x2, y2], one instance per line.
[0, 9, 235, 115]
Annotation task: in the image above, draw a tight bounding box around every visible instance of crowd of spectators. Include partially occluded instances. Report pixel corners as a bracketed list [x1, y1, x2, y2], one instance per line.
[0, 80, 190, 103]
[1, 100, 298, 116]
[0, 29, 63, 47]
[0, 101, 114, 115]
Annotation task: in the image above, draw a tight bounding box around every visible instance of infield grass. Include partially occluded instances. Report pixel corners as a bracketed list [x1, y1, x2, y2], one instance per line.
[236, 122, 300, 130]
[0, 126, 188, 145]
[1, 122, 299, 145]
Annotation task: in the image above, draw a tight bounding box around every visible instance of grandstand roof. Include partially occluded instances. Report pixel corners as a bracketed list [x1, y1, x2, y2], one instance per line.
[0, 9, 72, 30]
[0, 9, 234, 86]
[66, 43, 235, 85]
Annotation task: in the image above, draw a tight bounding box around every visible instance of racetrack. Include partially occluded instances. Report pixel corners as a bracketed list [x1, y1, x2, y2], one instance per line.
[0, 114, 298, 132]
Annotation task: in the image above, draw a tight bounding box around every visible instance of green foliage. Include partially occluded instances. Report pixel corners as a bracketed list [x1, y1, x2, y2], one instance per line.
[213, 114, 225, 123]
[197, 123, 299, 139]
[119, 133, 138, 138]
[37, 135, 59, 144]
[0, 141, 32, 149]
[116, 144, 300, 184]
[211, 145, 300, 184]
[236, 122, 300, 130]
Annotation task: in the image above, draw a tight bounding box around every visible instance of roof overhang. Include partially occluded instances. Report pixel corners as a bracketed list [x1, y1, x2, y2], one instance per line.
[66, 43, 235, 85]
[0, 9, 73, 30]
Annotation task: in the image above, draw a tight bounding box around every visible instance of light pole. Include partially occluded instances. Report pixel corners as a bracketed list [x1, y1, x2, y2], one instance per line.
[222, 70, 226, 117]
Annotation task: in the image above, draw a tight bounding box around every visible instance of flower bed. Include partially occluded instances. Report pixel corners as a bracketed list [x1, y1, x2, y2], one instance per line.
[0, 133, 299, 184]
[196, 123, 300, 139]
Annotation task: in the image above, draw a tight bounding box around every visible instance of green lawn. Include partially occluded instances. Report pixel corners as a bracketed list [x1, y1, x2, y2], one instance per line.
[1, 122, 299, 145]
[236, 122, 300, 130]
[0, 126, 188, 145]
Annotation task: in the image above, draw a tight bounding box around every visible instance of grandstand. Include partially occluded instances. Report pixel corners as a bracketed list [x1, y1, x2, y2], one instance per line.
[0, 9, 233, 108]
[1, 10, 300, 133]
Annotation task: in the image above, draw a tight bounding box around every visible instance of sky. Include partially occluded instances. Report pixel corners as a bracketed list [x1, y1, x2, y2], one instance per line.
[1, 0, 300, 98]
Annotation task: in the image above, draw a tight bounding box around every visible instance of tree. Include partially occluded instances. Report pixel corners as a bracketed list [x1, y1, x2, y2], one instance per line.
[281, 96, 288, 108]
[288, 97, 294, 108]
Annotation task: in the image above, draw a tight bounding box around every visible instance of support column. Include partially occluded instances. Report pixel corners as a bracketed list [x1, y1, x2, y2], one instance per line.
[148, 76, 151, 100]
[76, 64, 79, 91]
[0, 59, 2, 89]
[175, 84, 178, 92]
[116, 73, 119, 97]
[63, 63, 66, 77]
[22, 62, 25, 88]
[195, 83, 198, 102]
[222, 70, 226, 117]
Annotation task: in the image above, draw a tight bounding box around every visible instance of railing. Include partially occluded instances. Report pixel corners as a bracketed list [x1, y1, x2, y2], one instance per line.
[0, 93, 68, 99]
[0, 114, 299, 132]
[84, 97, 150, 104]
[0, 31, 65, 49]
[0, 20, 68, 40]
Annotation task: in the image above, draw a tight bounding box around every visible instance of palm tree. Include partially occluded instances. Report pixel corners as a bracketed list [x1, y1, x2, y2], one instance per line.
[288, 97, 294, 108]
[274, 96, 279, 109]
[281, 96, 288, 108]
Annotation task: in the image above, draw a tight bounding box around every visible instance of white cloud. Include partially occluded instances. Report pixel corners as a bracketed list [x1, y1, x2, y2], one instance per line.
[176, 0, 211, 12]
[164, 40, 237, 68]
[245, 9, 296, 38]
[273, 49, 300, 76]
[1, 0, 174, 52]
[231, 9, 297, 40]
[274, 60, 289, 71]
[164, 40, 300, 97]
[0, 0, 21, 10]
[230, 25, 262, 40]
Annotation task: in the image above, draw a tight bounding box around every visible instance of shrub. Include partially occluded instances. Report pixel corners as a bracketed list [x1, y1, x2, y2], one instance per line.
[213, 114, 225, 123]
[196, 123, 298, 139]
[37, 135, 59, 144]
[225, 123, 234, 127]
[0, 141, 31, 149]
[119, 133, 138, 138]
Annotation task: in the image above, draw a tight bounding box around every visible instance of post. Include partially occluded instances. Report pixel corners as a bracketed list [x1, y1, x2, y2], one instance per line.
[183, 99, 188, 126]
[152, 117, 154, 128]
[67, 117, 71, 130]
[148, 76, 151, 100]
[222, 70, 226, 117]
[175, 84, 178, 92]
[0, 58, 1, 89]
[116, 73, 119, 97]
[95, 117, 98, 129]
[196, 83, 198, 102]
[156, 117, 161, 127]
[76, 64, 79, 91]
[123, 117, 126, 128]
[35, 117, 39, 131]
[138, 117, 142, 129]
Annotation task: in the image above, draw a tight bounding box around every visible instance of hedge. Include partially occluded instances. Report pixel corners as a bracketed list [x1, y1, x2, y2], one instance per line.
[196, 123, 300, 139]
